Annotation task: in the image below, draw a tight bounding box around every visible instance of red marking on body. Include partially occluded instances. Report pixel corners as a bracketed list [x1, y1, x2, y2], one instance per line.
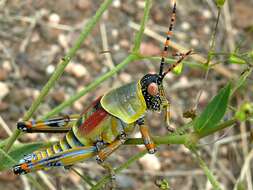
[81, 96, 103, 115]
[79, 108, 108, 135]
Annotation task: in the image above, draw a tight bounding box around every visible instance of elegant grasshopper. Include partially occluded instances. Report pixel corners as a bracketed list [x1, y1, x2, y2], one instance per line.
[13, 0, 192, 175]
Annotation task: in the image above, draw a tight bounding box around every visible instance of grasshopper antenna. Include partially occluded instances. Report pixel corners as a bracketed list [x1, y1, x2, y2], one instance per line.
[162, 49, 193, 78]
[158, 0, 177, 81]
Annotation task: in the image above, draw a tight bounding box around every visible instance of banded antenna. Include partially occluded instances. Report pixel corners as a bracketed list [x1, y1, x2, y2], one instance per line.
[158, 0, 177, 79]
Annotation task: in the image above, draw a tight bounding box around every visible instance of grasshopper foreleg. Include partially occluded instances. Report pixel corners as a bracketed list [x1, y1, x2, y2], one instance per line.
[137, 118, 156, 154]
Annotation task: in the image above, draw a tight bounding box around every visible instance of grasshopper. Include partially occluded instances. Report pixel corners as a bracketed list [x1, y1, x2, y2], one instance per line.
[13, 0, 192, 175]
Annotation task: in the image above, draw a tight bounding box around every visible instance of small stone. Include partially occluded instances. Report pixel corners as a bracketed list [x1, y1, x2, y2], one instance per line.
[116, 174, 136, 188]
[73, 101, 83, 112]
[49, 13, 61, 24]
[119, 72, 132, 83]
[113, 44, 120, 51]
[112, 29, 118, 38]
[0, 101, 9, 111]
[66, 62, 88, 78]
[139, 154, 161, 171]
[0, 82, 9, 100]
[52, 89, 66, 103]
[85, 51, 96, 63]
[46, 65, 55, 75]
[32, 89, 40, 100]
[199, 90, 208, 102]
[2, 61, 12, 72]
[58, 34, 69, 50]
[0, 70, 8, 81]
[202, 9, 212, 19]
[137, 0, 145, 9]
[112, 0, 121, 8]
[181, 21, 191, 31]
[119, 39, 130, 49]
[203, 26, 211, 34]
[76, 0, 91, 10]
[190, 38, 199, 47]
[140, 42, 160, 56]
[179, 76, 189, 86]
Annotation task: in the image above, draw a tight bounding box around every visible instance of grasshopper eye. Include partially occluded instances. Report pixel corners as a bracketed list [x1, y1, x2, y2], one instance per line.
[147, 83, 159, 96]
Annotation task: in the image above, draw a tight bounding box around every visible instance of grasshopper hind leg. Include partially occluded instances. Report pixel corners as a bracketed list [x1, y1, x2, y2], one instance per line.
[17, 114, 79, 133]
[13, 146, 97, 175]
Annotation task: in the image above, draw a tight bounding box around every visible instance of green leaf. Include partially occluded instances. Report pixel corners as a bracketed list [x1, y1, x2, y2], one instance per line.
[229, 55, 246, 65]
[215, 0, 226, 8]
[0, 142, 48, 171]
[172, 63, 183, 75]
[194, 83, 231, 134]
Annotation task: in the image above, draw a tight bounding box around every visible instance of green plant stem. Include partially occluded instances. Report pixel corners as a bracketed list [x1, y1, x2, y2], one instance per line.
[2, 0, 113, 154]
[91, 150, 147, 190]
[191, 148, 222, 190]
[132, 0, 152, 53]
[71, 168, 94, 188]
[42, 54, 137, 119]
[42, 0, 153, 119]
[136, 54, 207, 69]
[206, 8, 221, 65]
[125, 117, 237, 145]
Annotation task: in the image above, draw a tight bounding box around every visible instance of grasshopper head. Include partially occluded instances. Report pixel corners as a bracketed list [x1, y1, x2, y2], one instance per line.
[140, 73, 165, 111]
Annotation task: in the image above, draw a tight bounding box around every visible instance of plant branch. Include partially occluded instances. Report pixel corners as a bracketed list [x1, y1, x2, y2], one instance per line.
[132, 0, 152, 53]
[41, 54, 137, 119]
[2, 0, 113, 154]
[190, 148, 222, 190]
[42, 0, 153, 119]
[91, 150, 147, 190]
[125, 117, 237, 145]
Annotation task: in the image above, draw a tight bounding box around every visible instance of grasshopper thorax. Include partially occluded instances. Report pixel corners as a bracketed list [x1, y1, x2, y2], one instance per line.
[140, 74, 164, 111]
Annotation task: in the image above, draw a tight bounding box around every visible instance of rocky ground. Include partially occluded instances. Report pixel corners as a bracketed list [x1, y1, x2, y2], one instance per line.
[0, 0, 252, 189]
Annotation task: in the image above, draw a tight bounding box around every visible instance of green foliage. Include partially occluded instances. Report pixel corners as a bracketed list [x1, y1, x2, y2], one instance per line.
[215, 0, 226, 8]
[229, 55, 247, 65]
[235, 102, 253, 121]
[236, 181, 247, 190]
[0, 142, 47, 171]
[194, 83, 231, 134]
[155, 179, 170, 190]
[172, 63, 183, 75]
[0, 0, 252, 189]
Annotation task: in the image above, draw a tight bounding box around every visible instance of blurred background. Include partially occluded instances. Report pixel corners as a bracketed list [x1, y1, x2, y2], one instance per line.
[0, 0, 252, 189]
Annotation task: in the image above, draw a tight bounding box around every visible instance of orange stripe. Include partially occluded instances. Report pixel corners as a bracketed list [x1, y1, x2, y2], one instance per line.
[165, 40, 170, 46]
[146, 143, 155, 150]
[167, 31, 173, 35]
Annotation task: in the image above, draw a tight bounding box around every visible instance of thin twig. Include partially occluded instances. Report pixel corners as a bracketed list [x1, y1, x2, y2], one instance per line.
[100, 21, 114, 70]
[190, 148, 222, 190]
[2, 0, 113, 155]
[194, 8, 221, 110]
[71, 167, 95, 188]
[129, 21, 235, 79]
[91, 150, 147, 190]
[233, 149, 253, 190]
[0, 115, 12, 136]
